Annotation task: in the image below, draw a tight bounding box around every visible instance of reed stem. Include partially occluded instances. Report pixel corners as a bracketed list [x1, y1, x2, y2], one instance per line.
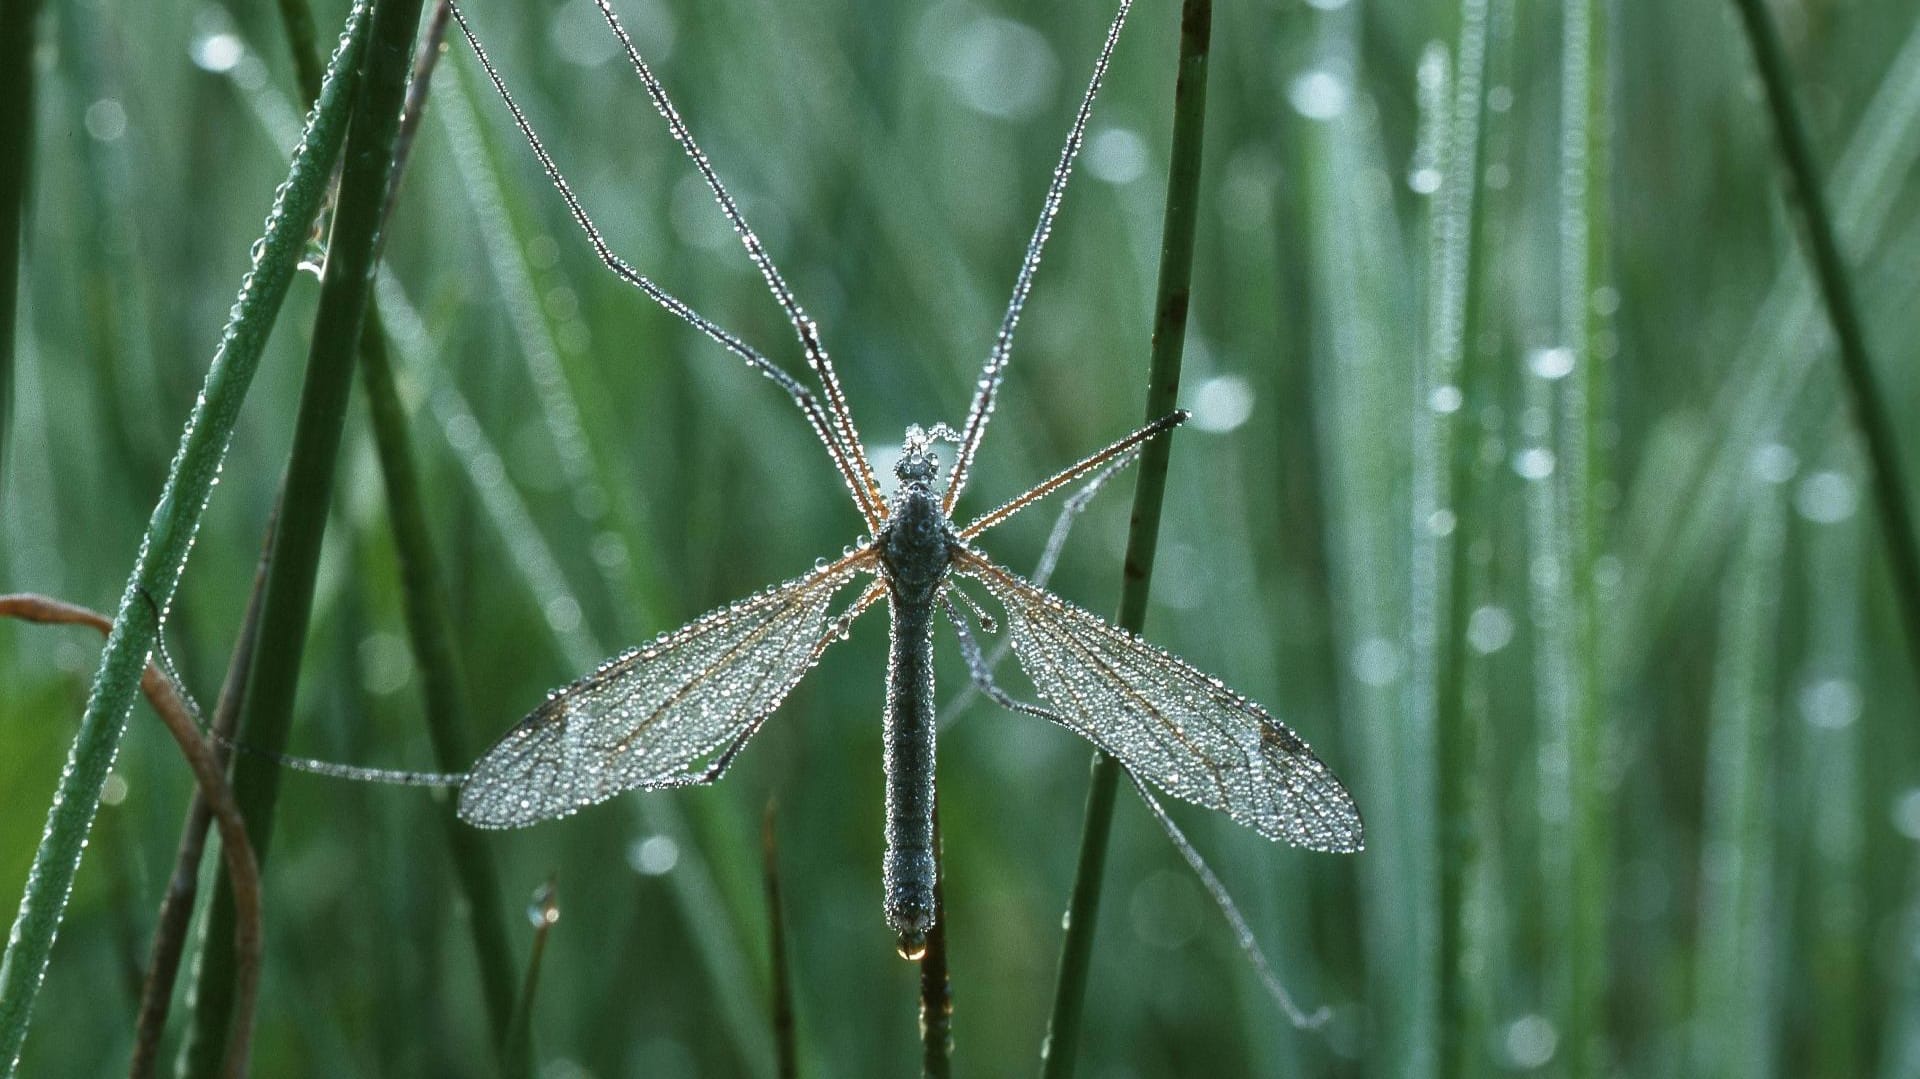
[1040, 1, 1211, 1075]
[175, 0, 432, 1070]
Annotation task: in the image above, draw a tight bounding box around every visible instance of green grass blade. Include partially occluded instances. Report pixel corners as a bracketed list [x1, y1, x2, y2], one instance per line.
[1689, 489, 1787, 1078]
[358, 308, 519, 1040]
[1418, 0, 1491, 1073]
[1298, 15, 1420, 1071]
[174, 0, 432, 1070]
[1557, 0, 1611, 1071]
[1040, 2, 1212, 1075]
[0, 7, 374, 1073]
[1798, 457, 1866, 1079]
[1727, 0, 1920, 683]
[0, 0, 36, 482]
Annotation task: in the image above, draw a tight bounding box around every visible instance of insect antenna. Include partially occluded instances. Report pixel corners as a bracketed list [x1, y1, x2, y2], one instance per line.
[586, 0, 885, 519]
[944, 0, 1136, 511]
[445, 2, 886, 527]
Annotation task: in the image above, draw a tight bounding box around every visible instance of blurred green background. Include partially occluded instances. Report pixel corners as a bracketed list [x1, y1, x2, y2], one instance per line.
[5, 0, 1920, 1074]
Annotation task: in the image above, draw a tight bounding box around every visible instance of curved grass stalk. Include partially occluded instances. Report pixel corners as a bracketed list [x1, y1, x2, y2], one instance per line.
[0, 596, 264, 1079]
[0, 8, 373, 1074]
[175, 0, 432, 1071]
[129, 508, 274, 1078]
[1039, 2, 1211, 1074]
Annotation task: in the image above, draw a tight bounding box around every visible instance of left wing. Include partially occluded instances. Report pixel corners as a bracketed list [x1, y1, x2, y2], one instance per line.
[956, 550, 1363, 853]
[459, 554, 875, 828]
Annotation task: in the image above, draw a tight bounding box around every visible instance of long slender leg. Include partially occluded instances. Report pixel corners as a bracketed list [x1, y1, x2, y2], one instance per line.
[944, 596, 1040, 710]
[1123, 774, 1330, 1030]
[942, 429, 1151, 720]
[958, 409, 1186, 540]
[943, 0, 1136, 511]
[588, 0, 884, 518]
[941, 597, 1330, 1032]
[446, 3, 884, 528]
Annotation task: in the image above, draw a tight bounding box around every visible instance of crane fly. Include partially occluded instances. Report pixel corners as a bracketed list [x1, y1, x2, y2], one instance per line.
[446, 0, 1363, 959]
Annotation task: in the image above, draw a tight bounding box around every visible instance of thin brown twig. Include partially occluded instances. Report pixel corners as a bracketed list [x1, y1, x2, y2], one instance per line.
[127, 511, 276, 1079]
[0, 595, 263, 1079]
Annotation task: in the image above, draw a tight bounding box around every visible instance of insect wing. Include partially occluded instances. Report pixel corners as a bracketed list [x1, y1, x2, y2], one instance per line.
[957, 552, 1363, 853]
[460, 558, 867, 828]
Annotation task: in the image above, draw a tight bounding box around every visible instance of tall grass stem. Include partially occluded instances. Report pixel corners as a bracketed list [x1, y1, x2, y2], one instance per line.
[358, 310, 519, 1038]
[175, 0, 432, 1070]
[761, 805, 798, 1079]
[1040, 1, 1211, 1074]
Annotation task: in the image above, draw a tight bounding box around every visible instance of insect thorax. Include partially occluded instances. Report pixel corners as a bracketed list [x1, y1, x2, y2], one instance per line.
[880, 486, 953, 602]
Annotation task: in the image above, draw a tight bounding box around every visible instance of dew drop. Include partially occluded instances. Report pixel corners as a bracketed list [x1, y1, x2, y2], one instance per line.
[1288, 69, 1350, 121]
[191, 32, 244, 73]
[1527, 346, 1574, 381]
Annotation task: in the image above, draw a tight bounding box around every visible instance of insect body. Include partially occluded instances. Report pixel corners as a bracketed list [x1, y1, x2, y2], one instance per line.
[447, 0, 1363, 959]
[877, 433, 957, 956]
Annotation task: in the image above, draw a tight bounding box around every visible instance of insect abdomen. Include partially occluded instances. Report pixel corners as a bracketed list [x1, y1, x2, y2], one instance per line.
[882, 593, 938, 959]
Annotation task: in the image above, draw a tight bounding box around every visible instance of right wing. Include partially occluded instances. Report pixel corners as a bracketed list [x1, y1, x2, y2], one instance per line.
[459, 553, 876, 828]
[956, 550, 1363, 853]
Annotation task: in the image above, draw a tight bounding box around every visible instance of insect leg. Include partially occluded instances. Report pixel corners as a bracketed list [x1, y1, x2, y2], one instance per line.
[940, 595, 1052, 723]
[958, 409, 1186, 540]
[944, 0, 1136, 510]
[587, 0, 887, 520]
[446, 3, 885, 528]
[1123, 772, 1331, 1031]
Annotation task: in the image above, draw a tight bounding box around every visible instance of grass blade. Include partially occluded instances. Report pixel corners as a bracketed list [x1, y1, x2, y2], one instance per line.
[0, 0, 36, 481]
[1728, 0, 1920, 681]
[1689, 489, 1787, 1077]
[1298, 11, 1421, 1069]
[1556, 0, 1611, 1071]
[1416, 0, 1492, 1072]
[1798, 454, 1866, 1079]
[174, 0, 433, 1070]
[0, 8, 373, 1073]
[359, 311, 519, 1039]
[1041, 1, 1212, 1074]
[0, 597, 265, 1079]
[762, 805, 798, 1079]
